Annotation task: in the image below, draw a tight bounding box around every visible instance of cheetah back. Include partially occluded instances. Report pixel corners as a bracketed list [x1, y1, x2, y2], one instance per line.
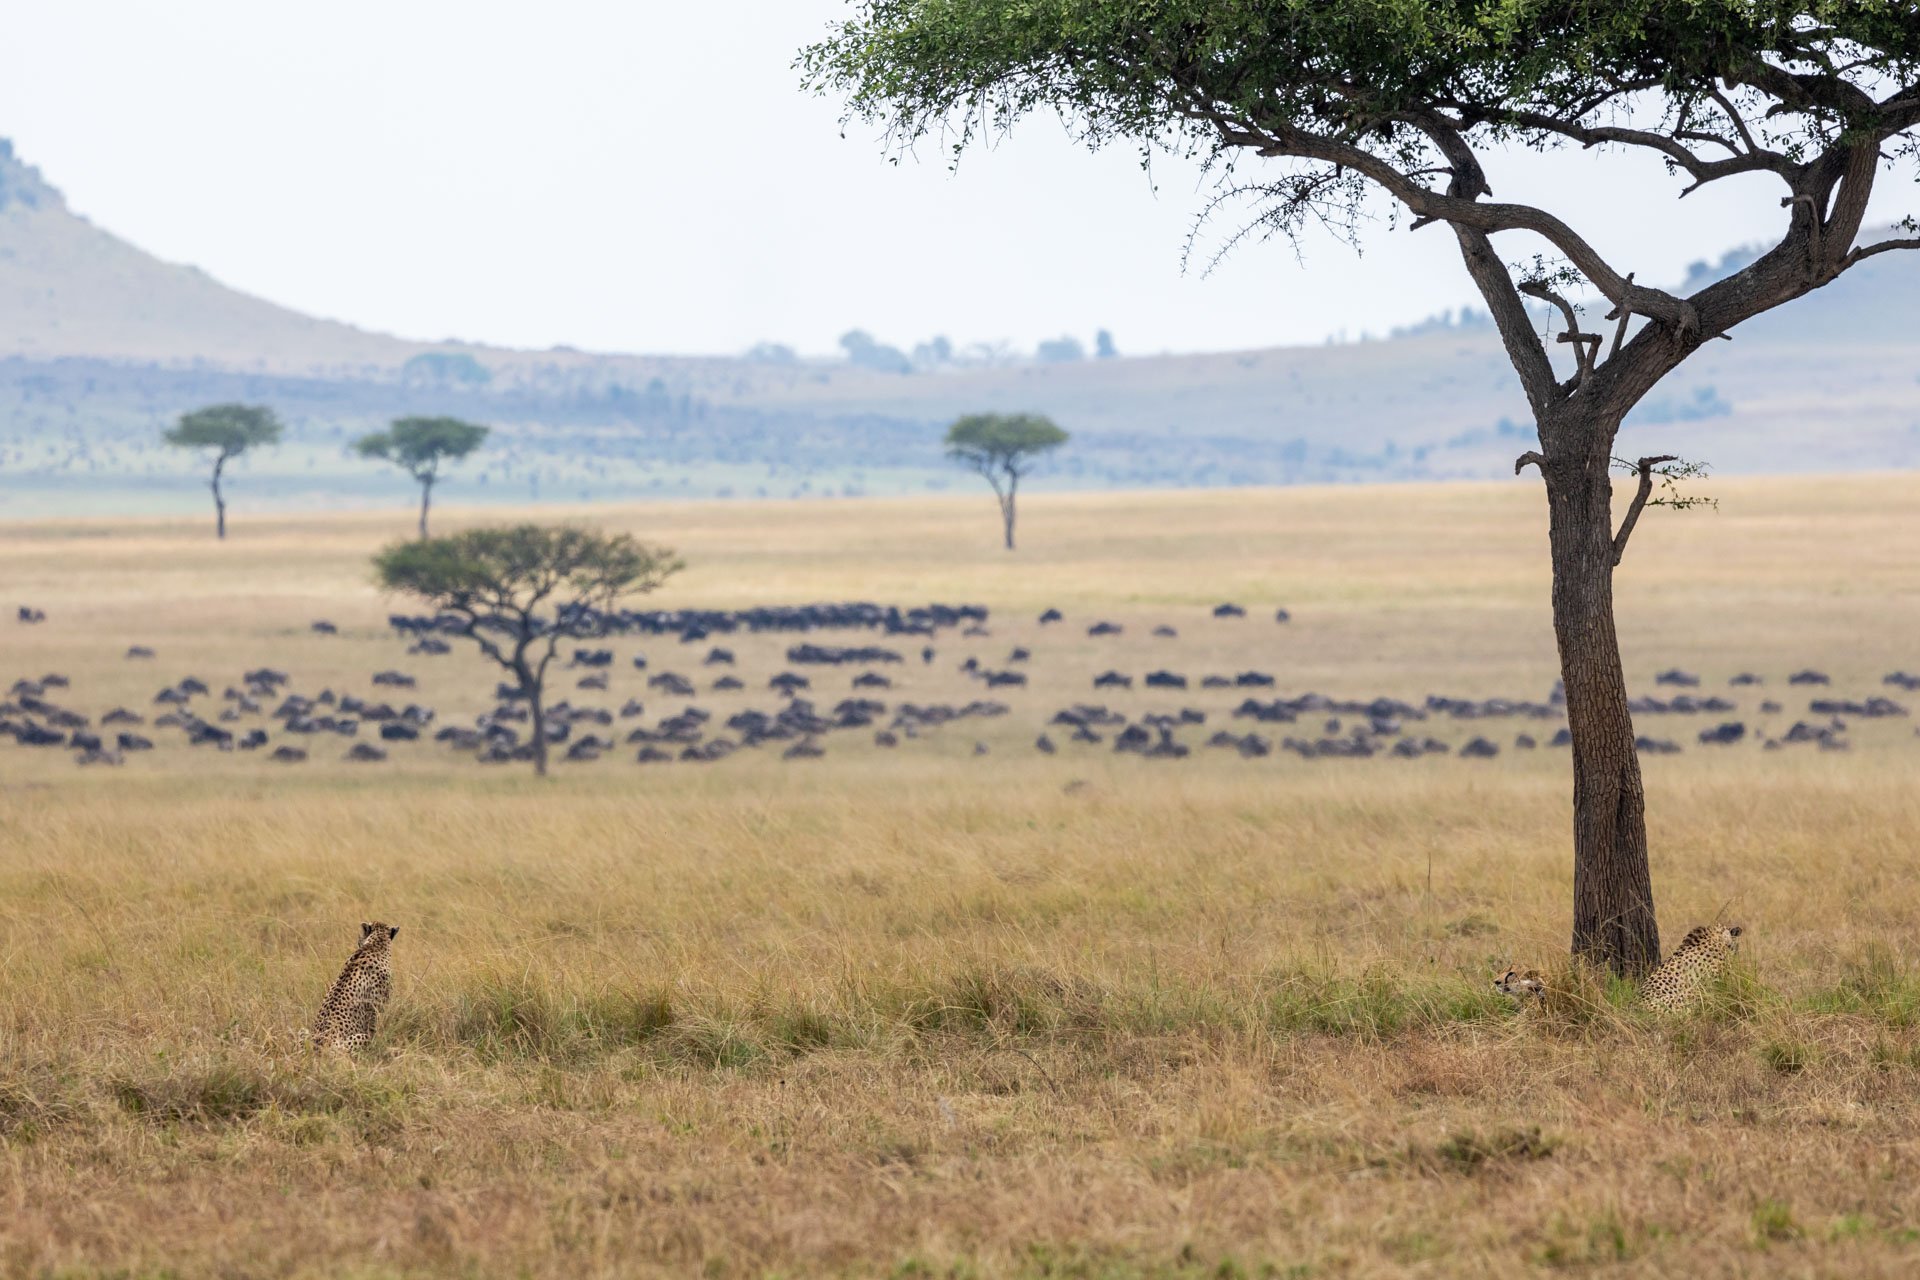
[1643, 924, 1743, 1011]
[312, 924, 397, 1051]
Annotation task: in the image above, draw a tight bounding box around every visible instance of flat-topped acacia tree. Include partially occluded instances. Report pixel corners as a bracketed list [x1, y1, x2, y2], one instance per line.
[354, 416, 490, 539]
[805, 3, 1920, 974]
[374, 525, 681, 776]
[164, 403, 283, 540]
[945, 412, 1070, 549]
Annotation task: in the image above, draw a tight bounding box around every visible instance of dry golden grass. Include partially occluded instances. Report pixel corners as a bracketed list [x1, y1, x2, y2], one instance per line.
[5, 476, 1920, 1278]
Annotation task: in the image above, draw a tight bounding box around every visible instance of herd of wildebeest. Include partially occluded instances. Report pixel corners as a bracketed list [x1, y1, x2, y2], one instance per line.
[7, 600, 1919, 769]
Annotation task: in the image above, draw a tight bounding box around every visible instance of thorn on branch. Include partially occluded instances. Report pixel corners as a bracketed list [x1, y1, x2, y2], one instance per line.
[1514, 451, 1546, 476]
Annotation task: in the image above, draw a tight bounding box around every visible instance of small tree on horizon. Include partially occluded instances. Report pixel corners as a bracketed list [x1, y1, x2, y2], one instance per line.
[944, 412, 1069, 551]
[807, 2, 1920, 977]
[354, 416, 491, 538]
[373, 525, 681, 776]
[163, 403, 283, 540]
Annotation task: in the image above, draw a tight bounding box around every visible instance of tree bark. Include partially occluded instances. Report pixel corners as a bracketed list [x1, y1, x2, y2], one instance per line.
[1538, 413, 1660, 977]
[526, 669, 548, 778]
[1001, 474, 1017, 551]
[212, 453, 228, 541]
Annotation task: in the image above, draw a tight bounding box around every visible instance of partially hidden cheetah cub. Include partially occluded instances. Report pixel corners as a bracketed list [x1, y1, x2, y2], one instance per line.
[1642, 924, 1744, 1011]
[312, 921, 398, 1051]
[1493, 966, 1547, 1002]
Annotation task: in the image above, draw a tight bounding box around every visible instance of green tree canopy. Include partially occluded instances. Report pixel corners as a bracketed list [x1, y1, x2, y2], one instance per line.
[943, 412, 1069, 549]
[374, 525, 682, 775]
[355, 416, 490, 537]
[374, 524, 678, 620]
[163, 403, 284, 539]
[356, 416, 490, 479]
[165, 403, 283, 457]
[804, 4, 1919, 361]
[945, 413, 1069, 466]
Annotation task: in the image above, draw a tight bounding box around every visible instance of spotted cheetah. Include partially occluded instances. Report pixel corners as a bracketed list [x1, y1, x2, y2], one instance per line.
[1642, 924, 1743, 1011]
[1493, 966, 1547, 1001]
[311, 921, 398, 1051]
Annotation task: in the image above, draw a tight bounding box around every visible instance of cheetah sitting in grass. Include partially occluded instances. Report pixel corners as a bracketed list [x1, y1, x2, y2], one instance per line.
[1641, 924, 1744, 1011]
[312, 922, 398, 1051]
[1492, 966, 1547, 1002]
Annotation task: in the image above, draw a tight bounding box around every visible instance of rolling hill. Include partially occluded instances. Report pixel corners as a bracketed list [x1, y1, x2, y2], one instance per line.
[1, 137, 1915, 517]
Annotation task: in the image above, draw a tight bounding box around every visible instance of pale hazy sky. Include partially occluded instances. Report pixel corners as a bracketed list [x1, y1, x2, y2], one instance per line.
[3, 1, 1907, 358]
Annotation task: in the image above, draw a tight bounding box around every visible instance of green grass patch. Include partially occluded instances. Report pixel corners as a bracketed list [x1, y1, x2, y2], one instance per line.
[1801, 945, 1920, 1026]
[1752, 1199, 1803, 1246]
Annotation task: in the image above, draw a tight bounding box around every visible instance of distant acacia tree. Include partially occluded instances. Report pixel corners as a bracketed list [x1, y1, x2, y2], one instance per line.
[354, 416, 491, 538]
[373, 525, 680, 776]
[807, 1, 1920, 977]
[944, 412, 1068, 550]
[163, 403, 283, 540]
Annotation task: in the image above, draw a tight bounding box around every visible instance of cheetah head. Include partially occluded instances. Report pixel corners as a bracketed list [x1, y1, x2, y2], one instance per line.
[1719, 924, 1744, 952]
[1493, 966, 1546, 1000]
[359, 921, 400, 948]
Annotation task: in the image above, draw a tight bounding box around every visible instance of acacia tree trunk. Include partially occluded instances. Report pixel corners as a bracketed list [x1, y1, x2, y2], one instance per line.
[1001, 473, 1018, 551]
[418, 475, 434, 540]
[526, 669, 548, 778]
[1540, 406, 1660, 976]
[211, 453, 229, 541]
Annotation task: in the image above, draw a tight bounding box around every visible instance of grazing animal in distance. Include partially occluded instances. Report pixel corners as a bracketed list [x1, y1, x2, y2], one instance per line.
[1642, 924, 1744, 1011]
[312, 922, 399, 1051]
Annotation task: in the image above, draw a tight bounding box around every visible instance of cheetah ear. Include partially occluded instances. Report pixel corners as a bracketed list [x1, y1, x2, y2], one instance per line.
[387, 925, 400, 941]
[1728, 925, 1743, 937]
[361, 922, 374, 938]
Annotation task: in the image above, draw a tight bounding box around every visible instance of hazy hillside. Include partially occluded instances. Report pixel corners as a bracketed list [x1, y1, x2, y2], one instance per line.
[0, 137, 1915, 517]
[0, 141, 433, 373]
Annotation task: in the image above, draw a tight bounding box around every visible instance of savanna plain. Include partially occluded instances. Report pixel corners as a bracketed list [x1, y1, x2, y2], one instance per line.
[4, 476, 1920, 1279]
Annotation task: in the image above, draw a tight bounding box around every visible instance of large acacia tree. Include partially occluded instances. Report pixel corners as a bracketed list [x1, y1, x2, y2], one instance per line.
[375, 525, 681, 776]
[805, 2, 1920, 974]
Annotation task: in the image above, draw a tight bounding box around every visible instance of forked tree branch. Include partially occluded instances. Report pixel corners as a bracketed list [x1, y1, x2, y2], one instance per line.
[1518, 280, 1599, 385]
[1454, 102, 1792, 195]
[1612, 455, 1680, 566]
[1194, 107, 1701, 333]
[1455, 228, 1559, 414]
[1155, 60, 1917, 426]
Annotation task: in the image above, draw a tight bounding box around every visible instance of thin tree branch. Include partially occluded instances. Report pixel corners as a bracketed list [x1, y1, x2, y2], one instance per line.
[1613, 455, 1680, 566]
[1606, 273, 1636, 359]
[1371, 106, 1561, 412]
[1517, 280, 1598, 384]
[1705, 84, 1761, 154]
[1197, 108, 1700, 332]
[1844, 236, 1920, 267]
[1440, 100, 1791, 196]
[1454, 229, 1561, 413]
